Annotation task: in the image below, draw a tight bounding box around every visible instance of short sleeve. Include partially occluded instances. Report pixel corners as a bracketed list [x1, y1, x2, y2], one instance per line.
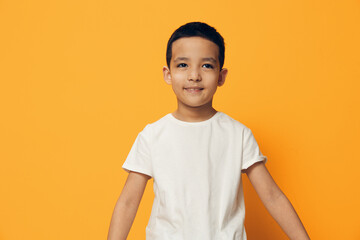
[241, 127, 267, 171]
[122, 124, 153, 178]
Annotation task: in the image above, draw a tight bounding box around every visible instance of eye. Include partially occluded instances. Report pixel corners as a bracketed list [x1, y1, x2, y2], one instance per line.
[203, 64, 214, 69]
[177, 63, 188, 68]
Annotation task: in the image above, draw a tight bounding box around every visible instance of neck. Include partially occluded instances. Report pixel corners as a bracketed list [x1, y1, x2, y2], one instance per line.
[172, 101, 217, 122]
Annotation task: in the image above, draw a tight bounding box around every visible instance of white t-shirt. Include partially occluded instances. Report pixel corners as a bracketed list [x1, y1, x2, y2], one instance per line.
[122, 111, 267, 240]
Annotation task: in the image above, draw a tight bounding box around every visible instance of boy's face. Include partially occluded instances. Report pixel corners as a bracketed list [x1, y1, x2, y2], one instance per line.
[163, 36, 228, 111]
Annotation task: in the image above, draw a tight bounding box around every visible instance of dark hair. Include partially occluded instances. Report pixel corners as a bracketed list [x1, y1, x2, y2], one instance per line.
[166, 22, 225, 70]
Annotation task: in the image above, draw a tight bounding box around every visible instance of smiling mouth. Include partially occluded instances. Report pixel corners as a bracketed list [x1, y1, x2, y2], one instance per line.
[184, 88, 204, 93]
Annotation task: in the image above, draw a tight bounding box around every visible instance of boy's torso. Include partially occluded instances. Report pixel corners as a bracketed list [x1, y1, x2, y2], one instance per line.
[144, 111, 248, 240]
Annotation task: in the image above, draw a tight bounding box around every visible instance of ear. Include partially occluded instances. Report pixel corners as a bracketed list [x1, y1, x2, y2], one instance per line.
[217, 68, 228, 87]
[163, 66, 172, 85]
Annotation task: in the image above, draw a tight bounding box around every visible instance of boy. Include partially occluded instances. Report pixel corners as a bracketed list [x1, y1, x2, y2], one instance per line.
[108, 22, 310, 240]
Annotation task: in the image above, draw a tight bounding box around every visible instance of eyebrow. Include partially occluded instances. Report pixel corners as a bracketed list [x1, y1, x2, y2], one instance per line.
[202, 57, 217, 63]
[173, 57, 217, 63]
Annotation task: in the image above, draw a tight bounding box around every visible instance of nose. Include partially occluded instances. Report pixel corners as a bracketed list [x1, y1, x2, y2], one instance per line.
[188, 68, 201, 82]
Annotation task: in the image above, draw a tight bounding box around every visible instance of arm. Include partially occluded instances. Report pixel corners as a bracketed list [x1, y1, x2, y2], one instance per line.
[107, 171, 151, 240]
[243, 161, 310, 240]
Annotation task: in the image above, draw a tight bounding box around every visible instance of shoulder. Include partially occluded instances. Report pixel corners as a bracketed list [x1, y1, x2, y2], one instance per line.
[218, 111, 251, 132]
[139, 113, 170, 135]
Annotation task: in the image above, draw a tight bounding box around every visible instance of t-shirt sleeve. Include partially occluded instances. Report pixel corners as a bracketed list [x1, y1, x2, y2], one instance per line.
[122, 124, 153, 178]
[241, 127, 267, 171]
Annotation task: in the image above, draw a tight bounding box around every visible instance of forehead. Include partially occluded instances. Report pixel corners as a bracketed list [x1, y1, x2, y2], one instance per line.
[171, 37, 219, 60]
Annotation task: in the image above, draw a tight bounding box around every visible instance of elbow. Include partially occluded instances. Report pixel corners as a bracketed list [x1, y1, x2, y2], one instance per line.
[265, 186, 286, 205]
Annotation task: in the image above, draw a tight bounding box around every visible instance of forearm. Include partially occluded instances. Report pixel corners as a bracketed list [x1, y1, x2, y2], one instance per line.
[263, 193, 310, 240]
[107, 197, 138, 240]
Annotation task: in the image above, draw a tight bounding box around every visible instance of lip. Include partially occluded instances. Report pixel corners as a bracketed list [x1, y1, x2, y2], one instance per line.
[184, 87, 204, 93]
[184, 87, 204, 90]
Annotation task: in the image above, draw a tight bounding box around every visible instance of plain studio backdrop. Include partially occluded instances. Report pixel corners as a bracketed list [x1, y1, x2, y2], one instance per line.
[0, 0, 359, 239]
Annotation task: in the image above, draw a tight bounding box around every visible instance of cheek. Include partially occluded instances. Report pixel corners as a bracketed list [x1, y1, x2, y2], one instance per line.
[171, 82, 183, 93]
[171, 74, 186, 87]
[204, 74, 219, 85]
[172, 72, 186, 80]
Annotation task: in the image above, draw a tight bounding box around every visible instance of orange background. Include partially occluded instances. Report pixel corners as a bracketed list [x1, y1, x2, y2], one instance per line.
[1, 0, 359, 239]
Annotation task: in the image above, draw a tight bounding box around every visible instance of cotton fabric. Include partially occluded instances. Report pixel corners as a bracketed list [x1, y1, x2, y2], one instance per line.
[122, 111, 267, 240]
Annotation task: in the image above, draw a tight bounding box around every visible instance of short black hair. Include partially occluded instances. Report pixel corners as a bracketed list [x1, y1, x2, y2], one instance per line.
[166, 22, 225, 70]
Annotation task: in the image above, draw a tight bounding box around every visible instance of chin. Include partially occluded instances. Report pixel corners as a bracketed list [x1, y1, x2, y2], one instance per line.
[183, 102, 209, 108]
